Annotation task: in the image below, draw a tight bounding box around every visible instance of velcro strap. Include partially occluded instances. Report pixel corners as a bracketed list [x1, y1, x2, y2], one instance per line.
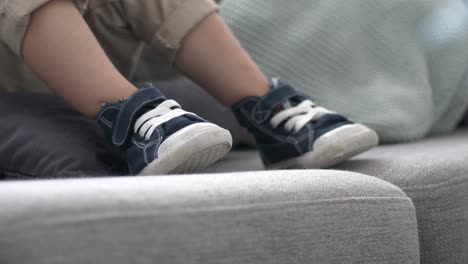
[259, 84, 302, 111]
[113, 88, 166, 147]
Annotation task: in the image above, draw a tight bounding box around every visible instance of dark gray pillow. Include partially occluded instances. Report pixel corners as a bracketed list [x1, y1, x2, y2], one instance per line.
[0, 78, 254, 180]
[0, 93, 127, 180]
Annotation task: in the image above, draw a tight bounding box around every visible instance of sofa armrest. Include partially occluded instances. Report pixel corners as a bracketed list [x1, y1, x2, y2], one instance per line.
[0, 171, 419, 264]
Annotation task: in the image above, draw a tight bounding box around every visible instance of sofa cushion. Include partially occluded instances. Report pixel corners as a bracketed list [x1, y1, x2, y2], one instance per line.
[0, 93, 127, 179]
[336, 129, 468, 264]
[0, 170, 419, 263]
[206, 129, 468, 264]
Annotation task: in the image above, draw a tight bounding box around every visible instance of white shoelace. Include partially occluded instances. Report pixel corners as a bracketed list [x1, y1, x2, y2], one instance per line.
[134, 100, 191, 140]
[270, 100, 332, 133]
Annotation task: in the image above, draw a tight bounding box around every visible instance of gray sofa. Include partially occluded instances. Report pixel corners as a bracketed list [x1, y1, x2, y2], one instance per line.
[0, 171, 419, 264]
[0, 88, 467, 264]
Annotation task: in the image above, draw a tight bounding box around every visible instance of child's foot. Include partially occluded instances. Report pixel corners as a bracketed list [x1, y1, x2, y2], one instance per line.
[233, 79, 378, 169]
[97, 85, 232, 175]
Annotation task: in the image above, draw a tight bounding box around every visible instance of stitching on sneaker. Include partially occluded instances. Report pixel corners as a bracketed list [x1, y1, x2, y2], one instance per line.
[100, 117, 113, 128]
[153, 130, 163, 160]
[131, 138, 149, 164]
[252, 102, 271, 123]
[241, 107, 298, 144]
[307, 124, 314, 151]
[131, 130, 163, 164]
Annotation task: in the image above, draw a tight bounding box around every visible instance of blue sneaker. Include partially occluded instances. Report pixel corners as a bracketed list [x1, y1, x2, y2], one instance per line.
[233, 79, 378, 169]
[97, 85, 232, 175]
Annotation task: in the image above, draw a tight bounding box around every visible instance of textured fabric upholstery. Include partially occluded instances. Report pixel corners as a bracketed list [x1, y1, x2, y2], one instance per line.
[336, 129, 468, 264]
[0, 171, 419, 264]
[208, 129, 468, 264]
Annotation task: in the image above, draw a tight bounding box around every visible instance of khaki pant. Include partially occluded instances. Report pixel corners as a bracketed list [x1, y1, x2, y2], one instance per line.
[0, 0, 218, 92]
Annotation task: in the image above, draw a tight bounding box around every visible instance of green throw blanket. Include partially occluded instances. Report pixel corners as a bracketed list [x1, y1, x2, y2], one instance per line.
[221, 0, 468, 143]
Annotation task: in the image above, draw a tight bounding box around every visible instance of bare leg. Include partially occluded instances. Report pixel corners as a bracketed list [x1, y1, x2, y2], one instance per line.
[22, 1, 268, 117]
[175, 14, 270, 107]
[23, 0, 136, 118]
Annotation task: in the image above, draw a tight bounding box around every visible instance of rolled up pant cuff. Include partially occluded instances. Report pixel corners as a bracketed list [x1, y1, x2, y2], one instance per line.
[150, 0, 219, 63]
[0, 0, 88, 56]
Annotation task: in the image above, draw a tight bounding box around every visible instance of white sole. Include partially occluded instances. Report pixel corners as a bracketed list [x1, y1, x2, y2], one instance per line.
[267, 124, 379, 170]
[139, 123, 232, 175]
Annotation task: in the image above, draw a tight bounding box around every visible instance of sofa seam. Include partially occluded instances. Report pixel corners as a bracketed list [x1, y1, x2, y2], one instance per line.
[401, 175, 468, 192]
[1, 197, 414, 232]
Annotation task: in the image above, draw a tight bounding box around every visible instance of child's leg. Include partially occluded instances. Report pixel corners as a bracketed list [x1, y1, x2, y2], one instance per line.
[23, 0, 268, 118]
[20, 0, 377, 173]
[86, 0, 270, 107]
[174, 13, 270, 106]
[104, 0, 377, 170]
[23, 0, 136, 118]
[87, 0, 377, 170]
[20, 0, 239, 174]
